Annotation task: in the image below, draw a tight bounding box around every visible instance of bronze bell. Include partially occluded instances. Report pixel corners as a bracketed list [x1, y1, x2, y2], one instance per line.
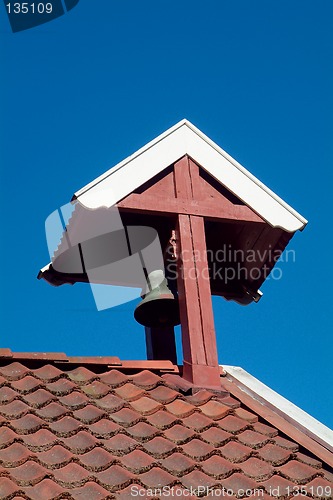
[134, 270, 180, 328]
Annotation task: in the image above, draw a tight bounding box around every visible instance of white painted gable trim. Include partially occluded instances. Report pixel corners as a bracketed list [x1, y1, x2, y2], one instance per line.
[223, 365, 333, 453]
[73, 120, 307, 232]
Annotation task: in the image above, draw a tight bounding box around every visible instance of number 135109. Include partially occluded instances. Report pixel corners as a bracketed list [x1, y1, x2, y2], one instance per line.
[6, 3, 53, 14]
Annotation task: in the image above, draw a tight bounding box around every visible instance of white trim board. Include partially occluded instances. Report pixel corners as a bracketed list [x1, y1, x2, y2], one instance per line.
[73, 120, 307, 233]
[223, 365, 333, 453]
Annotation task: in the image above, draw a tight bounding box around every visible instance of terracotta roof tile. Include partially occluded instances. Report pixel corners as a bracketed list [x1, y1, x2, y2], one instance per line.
[99, 369, 128, 387]
[217, 395, 240, 408]
[182, 438, 215, 460]
[58, 391, 90, 409]
[305, 476, 333, 499]
[120, 449, 155, 473]
[277, 459, 320, 483]
[273, 435, 299, 451]
[116, 483, 148, 499]
[7, 460, 48, 486]
[0, 362, 30, 380]
[10, 413, 45, 433]
[22, 479, 65, 500]
[125, 421, 160, 441]
[109, 407, 142, 426]
[186, 390, 213, 406]
[143, 436, 177, 458]
[114, 382, 145, 401]
[295, 451, 322, 469]
[0, 427, 21, 447]
[130, 396, 163, 415]
[139, 467, 176, 488]
[78, 447, 116, 471]
[10, 376, 42, 393]
[1, 355, 332, 498]
[199, 400, 230, 420]
[220, 441, 253, 463]
[221, 472, 258, 494]
[0, 386, 18, 403]
[35, 445, 73, 468]
[22, 389, 56, 408]
[45, 378, 77, 395]
[182, 412, 214, 431]
[0, 400, 29, 418]
[33, 365, 63, 381]
[49, 415, 82, 436]
[81, 380, 111, 398]
[256, 443, 292, 466]
[35, 402, 70, 421]
[20, 429, 58, 451]
[234, 407, 258, 423]
[200, 426, 231, 447]
[237, 429, 270, 449]
[261, 474, 297, 497]
[148, 385, 179, 404]
[95, 394, 125, 412]
[0, 442, 32, 467]
[70, 481, 112, 499]
[163, 423, 196, 444]
[67, 366, 97, 384]
[96, 464, 134, 490]
[201, 454, 236, 478]
[146, 410, 179, 429]
[180, 469, 218, 491]
[165, 399, 196, 418]
[0, 478, 21, 498]
[102, 433, 138, 455]
[217, 415, 249, 434]
[252, 421, 278, 437]
[88, 418, 121, 438]
[73, 404, 106, 424]
[62, 430, 99, 453]
[52, 462, 91, 486]
[130, 370, 162, 389]
[160, 452, 196, 476]
[239, 457, 274, 480]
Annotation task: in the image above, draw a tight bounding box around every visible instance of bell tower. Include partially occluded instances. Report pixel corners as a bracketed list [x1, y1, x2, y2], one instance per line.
[39, 120, 307, 389]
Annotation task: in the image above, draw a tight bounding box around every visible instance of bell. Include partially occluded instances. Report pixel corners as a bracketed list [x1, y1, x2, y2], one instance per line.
[134, 270, 180, 328]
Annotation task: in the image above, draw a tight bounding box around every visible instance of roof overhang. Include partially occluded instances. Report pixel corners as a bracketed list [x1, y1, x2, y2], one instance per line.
[73, 119, 307, 233]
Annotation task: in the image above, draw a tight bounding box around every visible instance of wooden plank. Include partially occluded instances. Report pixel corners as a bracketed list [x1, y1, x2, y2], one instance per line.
[176, 214, 221, 386]
[174, 156, 193, 199]
[190, 215, 218, 367]
[117, 193, 265, 223]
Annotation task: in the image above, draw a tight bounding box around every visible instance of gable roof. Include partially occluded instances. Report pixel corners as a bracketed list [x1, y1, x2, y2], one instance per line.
[73, 120, 307, 233]
[1, 350, 332, 499]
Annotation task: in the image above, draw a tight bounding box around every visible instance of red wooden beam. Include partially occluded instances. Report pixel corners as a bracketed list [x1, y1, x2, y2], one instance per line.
[117, 192, 264, 223]
[176, 214, 221, 387]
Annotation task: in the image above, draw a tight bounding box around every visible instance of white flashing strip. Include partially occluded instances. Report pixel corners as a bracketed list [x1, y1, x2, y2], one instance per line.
[223, 365, 333, 453]
[73, 120, 307, 233]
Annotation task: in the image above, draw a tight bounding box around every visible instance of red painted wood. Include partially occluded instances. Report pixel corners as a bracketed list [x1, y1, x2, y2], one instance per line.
[117, 193, 264, 223]
[177, 214, 221, 387]
[174, 156, 193, 199]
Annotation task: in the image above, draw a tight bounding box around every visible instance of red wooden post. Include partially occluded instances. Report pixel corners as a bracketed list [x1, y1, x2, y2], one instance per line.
[174, 157, 221, 387]
[176, 214, 221, 387]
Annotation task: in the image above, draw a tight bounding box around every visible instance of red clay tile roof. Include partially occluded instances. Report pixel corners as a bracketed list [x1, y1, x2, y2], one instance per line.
[0, 351, 332, 499]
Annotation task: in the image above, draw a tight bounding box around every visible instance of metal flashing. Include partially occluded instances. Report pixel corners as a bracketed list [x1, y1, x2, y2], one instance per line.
[223, 365, 333, 455]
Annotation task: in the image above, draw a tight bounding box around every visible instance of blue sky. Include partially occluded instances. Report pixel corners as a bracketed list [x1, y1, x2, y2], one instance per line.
[1, 1, 332, 428]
